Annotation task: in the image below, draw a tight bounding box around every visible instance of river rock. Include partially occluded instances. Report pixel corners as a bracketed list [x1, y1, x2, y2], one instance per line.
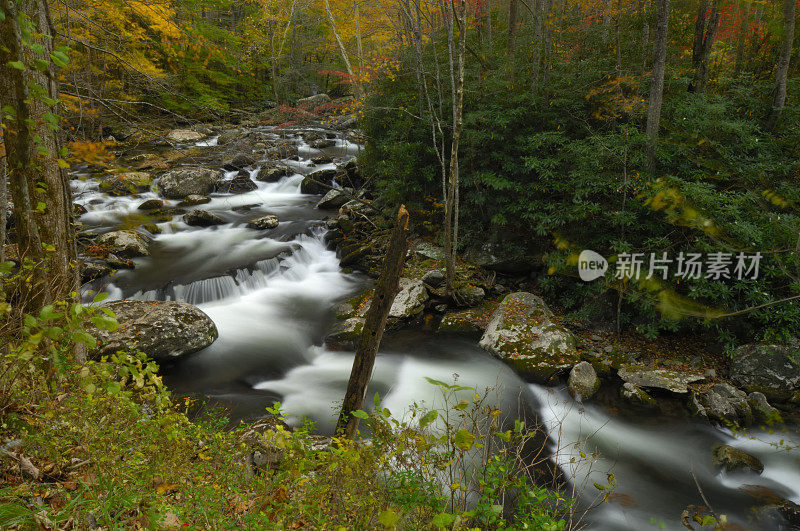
[185, 210, 225, 227]
[325, 317, 364, 349]
[478, 292, 579, 383]
[731, 341, 800, 400]
[266, 143, 299, 160]
[167, 129, 205, 142]
[80, 261, 111, 283]
[712, 444, 763, 474]
[137, 199, 164, 211]
[158, 168, 220, 199]
[693, 383, 752, 425]
[301, 169, 337, 195]
[317, 188, 351, 210]
[415, 242, 445, 261]
[455, 285, 485, 307]
[310, 139, 336, 149]
[217, 173, 258, 194]
[223, 153, 256, 171]
[748, 392, 783, 424]
[297, 93, 331, 108]
[388, 279, 429, 320]
[100, 172, 152, 196]
[568, 361, 600, 401]
[247, 215, 279, 230]
[617, 366, 704, 394]
[258, 165, 292, 182]
[178, 195, 211, 206]
[90, 300, 218, 362]
[621, 382, 658, 408]
[96, 230, 150, 258]
[422, 270, 446, 288]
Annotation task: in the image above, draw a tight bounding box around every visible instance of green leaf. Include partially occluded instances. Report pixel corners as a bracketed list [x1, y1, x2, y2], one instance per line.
[377, 509, 399, 528]
[373, 391, 381, 408]
[351, 410, 369, 419]
[419, 410, 438, 428]
[700, 515, 716, 526]
[33, 59, 49, 72]
[90, 315, 119, 332]
[93, 291, 110, 303]
[424, 377, 449, 387]
[7, 61, 25, 70]
[453, 429, 475, 451]
[49, 51, 68, 68]
[431, 513, 453, 528]
[105, 381, 122, 395]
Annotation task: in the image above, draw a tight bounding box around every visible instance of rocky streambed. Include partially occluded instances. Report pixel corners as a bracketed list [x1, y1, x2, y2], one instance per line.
[61, 108, 800, 530]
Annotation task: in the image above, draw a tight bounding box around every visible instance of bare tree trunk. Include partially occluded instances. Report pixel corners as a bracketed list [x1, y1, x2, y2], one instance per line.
[0, 0, 78, 314]
[542, 0, 554, 84]
[733, 1, 750, 78]
[1, 138, 6, 265]
[689, 0, 720, 93]
[508, 0, 519, 79]
[354, 0, 364, 71]
[324, 0, 362, 97]
[533, 0, 544, 86]
[766, 0, 796, 130]
[486, 0, 492, 47]
[639, 0, 651, 78]
[646, 0, 670, 167]
[336, 207, 410, 439]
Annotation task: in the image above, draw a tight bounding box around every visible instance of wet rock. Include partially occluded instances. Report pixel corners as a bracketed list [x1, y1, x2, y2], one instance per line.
[568, 361, 600, 401]
[415, 242, 445, 261]
[694, 383, 752, 425]
[748, 392, 783, 424]
[302, 131, 325, 143]
[317, 188, 351, 210]
[217, 129, 244, 145]
[247, 215, 279, 230]
[455, 285, 485, 307]
[80, 261, 111, 283]
[100, 172, 152, 196]
[297, 93, 331, 108]
[167, 129, 205, 142]
[223, 153, 256, 171]
[310, 139, 336, 149]
[389, 279, 429, 319]
[617, 366, 704, 394]
[325, 317, 364, 349]
[90, 300, 218, 362]
[217, 173, 258, 194]
[621, 382, 658, 408]
[137, 199, 164, 211]
[311, 155, 333, 164]
[158, 168, 220, 199]
[478, 292, 579, 383]
[96, 230, 150, 258]
[73, 202, 88, 217]
[712, 444, 763, 473]
[266, 143, 299, 160]
[731, 341, 800, 400]
[257, 165, 292, 182]
[301, 169, 337, 195]
[185, 210, 225, 227]
[422, 270, 446, 288]
[178, 195, 211, 206]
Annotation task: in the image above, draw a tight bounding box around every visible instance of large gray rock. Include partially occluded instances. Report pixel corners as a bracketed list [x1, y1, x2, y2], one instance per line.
[712, 444, 763, 473]
[301, 169, 337, 195]
[185, 210, 225, 227]
[217, 173, 257, 194]
[693, 383, 753, 425]
[158, 168, 220, 199]
[167, 129, 205, 142]
[223, 153, 256, 171]
[257, 165, 292, 183]
[100, 172, 152, 196]
[478, 292, 579, 383]
[568, 362, 600, 401]
[617, 366, 705, 394]
[748, 392, 783, 424]
[317, 188, 351, 210]
[247, 215, 279, 230]
[389, 279, 429, 319]
[455, 285, 485, 307]
[621, 382, 658, 408]
[91, 300, 218, 362]
[297, 94, 331, 108]
[731, 342, 800, 399]
[96, 230, 150, 258]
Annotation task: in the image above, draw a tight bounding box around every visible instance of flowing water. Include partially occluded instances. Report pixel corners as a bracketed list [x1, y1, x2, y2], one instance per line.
[73, 128, 800, 530]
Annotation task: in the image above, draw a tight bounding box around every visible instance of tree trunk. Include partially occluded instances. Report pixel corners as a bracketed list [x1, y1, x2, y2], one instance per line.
[1, 139, 6, 265]
[508, 0, 518, 79]
[485, 0, 492, 47]
[0, 0, 78, 313]
[323, 0, 361, 97]
[533, 0, 544, 86]
[646, 0, 670, 167]
[639, 0, 651, 78]
[766, 0, 796, 130]
[689, 0, 720, 93]
[733, 1, 750, 78]
[336, 206, 410, 439]
[542, 0, 554, 84]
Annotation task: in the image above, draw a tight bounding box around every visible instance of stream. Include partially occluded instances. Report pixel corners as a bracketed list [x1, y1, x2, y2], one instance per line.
[72, 126, 800, 530]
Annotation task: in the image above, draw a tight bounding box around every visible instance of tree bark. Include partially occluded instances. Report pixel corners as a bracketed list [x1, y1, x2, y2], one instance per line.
[0, 0, 78, 313]
[733, 1, 750, 78]
[646, 0, 670, 167]
[323, 0, 362, 97]
[766, 0, 796, 130]
[689, 0, 720, 93]
[336, 206, 410, 439]
[533, 0, 544, 86]
[508, 0, 519, 79]
[542, 0, 554, 84]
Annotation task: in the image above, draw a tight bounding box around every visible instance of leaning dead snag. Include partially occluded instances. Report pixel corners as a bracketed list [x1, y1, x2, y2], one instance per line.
[335, 205, 410, 439]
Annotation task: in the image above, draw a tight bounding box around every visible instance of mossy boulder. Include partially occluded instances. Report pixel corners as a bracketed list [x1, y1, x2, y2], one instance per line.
[96, 230, 150, 258]
[568, 361, 600, 401]
[620, 382, 658, 408]
[158, 168, 220, 199]
[731, 341, 800, 400]
[389, 279, 429, 320]
[478, 292, 579, 383]
[100, 172, 152, 196]
[712, 444, 763, 474]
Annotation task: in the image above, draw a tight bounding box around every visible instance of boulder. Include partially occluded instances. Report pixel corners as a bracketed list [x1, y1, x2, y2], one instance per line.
[90, 300, 218, 362]
[748, 392, 783, 424]
[178, 195, 211, 207]
[96, 230, 150, 258]
[185, 210, 225, 227]
[217, 129, 244, 145]
[415, 242, 445, 261]
[158, 168, 220, 199]
[310, 139, 336, 149]
[568, 361, 600, 401]
[137, 199, 164, 211]
[422, 270, 446, 289]
[223, 153, 256, 171]
[712, 444, 763, 474]
[317, 188, 351, 210]
[621, 382, 658, 408]
[455, 285, 485, 307]
[167, 129, 205, 142]
[297, 94, 331, 108]
[731, 341, 800, 400]
[80, 261, 111, 283]
[217, 173, 258, 194]
[617, 366, 705, 394]
[247, 215, 279, 230]
[100, 172, 152, 196]
[325, 317, 364, 349]
[389, 279, 429, 319]
[266, 144, 299, 160]
[301, 169, 337, 195]
[693, 383, 753, 425]
[478, 292, 579, 383]
[257, 166, 292, 182]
